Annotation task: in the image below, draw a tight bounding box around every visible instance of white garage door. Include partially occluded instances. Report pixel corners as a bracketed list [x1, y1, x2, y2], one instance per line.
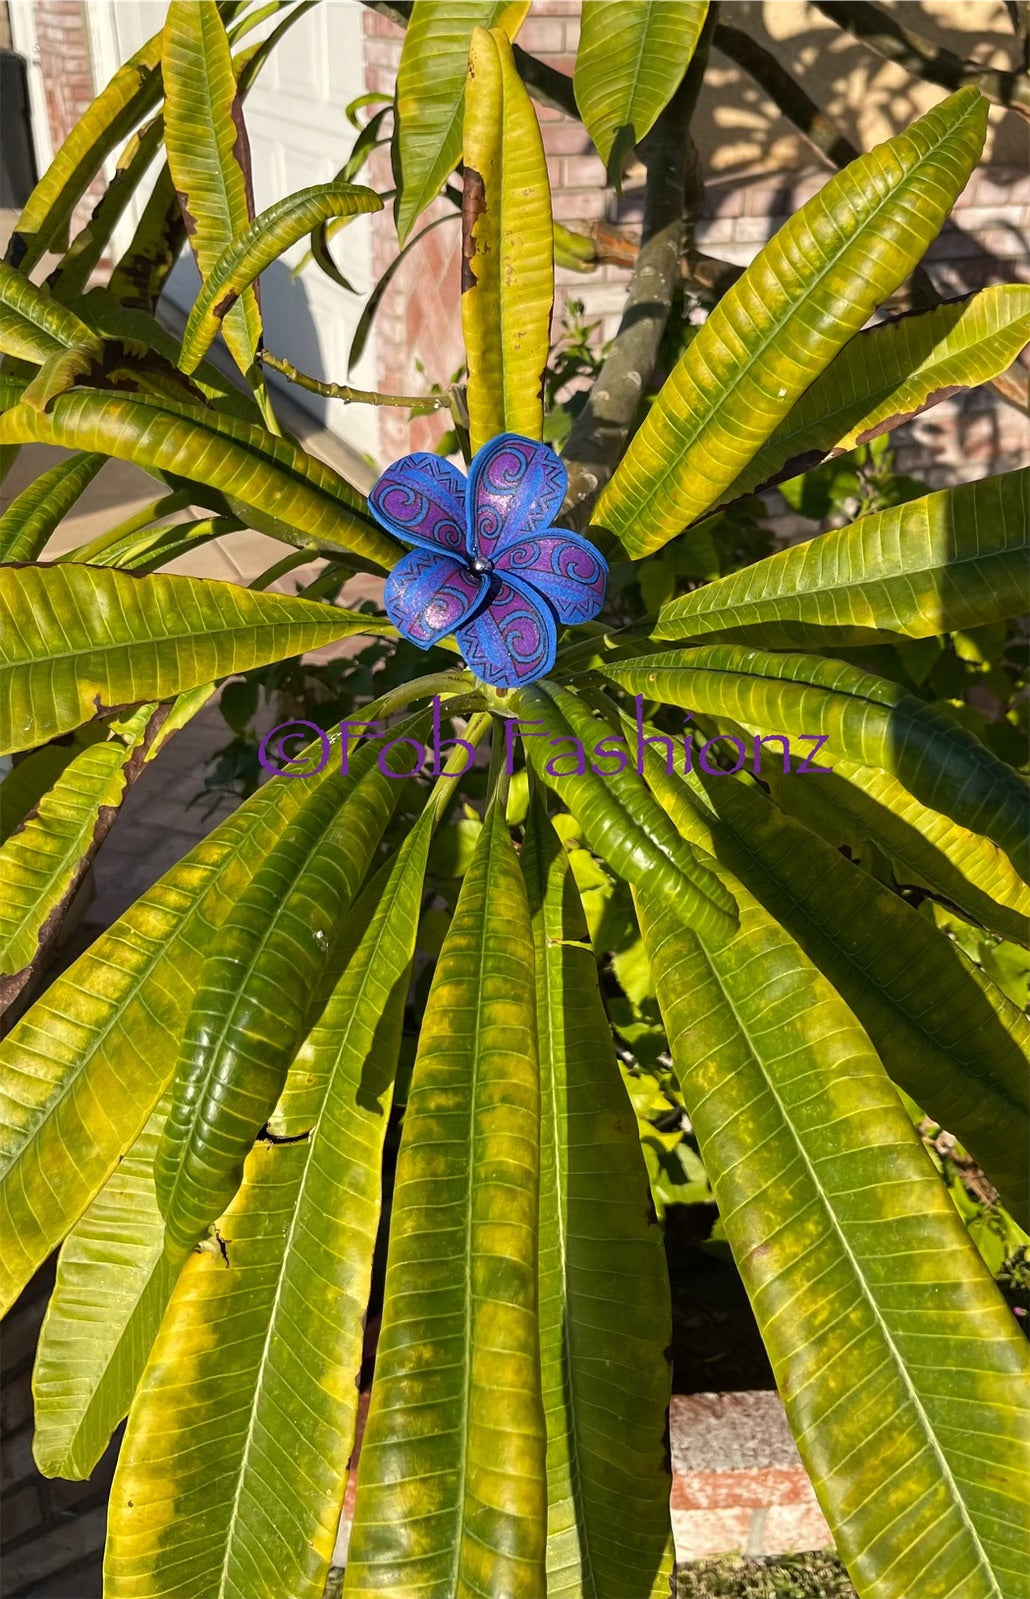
[87, 0, 382, 461]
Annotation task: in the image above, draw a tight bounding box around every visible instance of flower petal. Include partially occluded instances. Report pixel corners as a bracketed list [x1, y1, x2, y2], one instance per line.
[384, 548, 486, 649]
[467, 433, 567, 559]
[456, 575, 557, 687]
[369, 453, 467, 555]
[493, 529, 607, 624]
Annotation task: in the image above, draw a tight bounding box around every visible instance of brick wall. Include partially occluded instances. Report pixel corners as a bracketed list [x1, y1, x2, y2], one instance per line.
[30, 1, 102, 237]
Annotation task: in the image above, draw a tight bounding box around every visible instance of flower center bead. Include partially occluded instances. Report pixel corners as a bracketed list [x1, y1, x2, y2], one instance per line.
[471, 555, 494, 575]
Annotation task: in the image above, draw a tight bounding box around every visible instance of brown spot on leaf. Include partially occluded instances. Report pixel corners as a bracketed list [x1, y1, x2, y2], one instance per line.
[175, 190, 198, 238]
[461, 167, 486, 294]
[230, 95, 257, 223]
[854, 385, 964, 445]
[212, 290, 239, 322]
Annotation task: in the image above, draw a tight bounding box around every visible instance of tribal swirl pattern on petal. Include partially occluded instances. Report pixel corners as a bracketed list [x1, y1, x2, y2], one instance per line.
[383, 549, 486, 647]
[368, 432, 607, 688]
[369, 453, 466, 555]
[467, 434, 567, 557]
[494, 532, 607, 623]
[457, 579, 556, 685]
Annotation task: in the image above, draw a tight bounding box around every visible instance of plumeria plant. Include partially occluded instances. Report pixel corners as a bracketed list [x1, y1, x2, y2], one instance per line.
[1, 4, 1029, 1599]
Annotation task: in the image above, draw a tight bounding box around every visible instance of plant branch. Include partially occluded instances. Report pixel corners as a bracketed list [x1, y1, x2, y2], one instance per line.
[561, 7, 717, 528]
[512, 45, 579, 119]
[714, 24, 862, 167]
[813, 0, 1030, 120]
[260, 350, 446, 412]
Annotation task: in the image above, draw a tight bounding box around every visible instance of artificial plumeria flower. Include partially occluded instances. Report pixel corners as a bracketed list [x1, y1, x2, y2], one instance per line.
[368, 433, 608, 689]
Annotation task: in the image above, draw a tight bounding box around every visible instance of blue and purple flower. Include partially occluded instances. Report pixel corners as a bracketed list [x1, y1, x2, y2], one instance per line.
[368, 433, 608, 689]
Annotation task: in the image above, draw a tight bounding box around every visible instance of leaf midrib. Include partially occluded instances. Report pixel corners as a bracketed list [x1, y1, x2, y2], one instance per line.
[696, 924, 1001, 1593]
[539, 913, 599, 1599]
[752, 308, 1030, 463]
[452, 830, 494, 1593]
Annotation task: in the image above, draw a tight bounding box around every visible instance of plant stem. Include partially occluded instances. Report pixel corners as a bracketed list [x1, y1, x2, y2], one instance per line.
[260, 350, 446, 412]
[561, 5, 716, 527]
[424, 711, 492, 824]
[714, 25, 862, 167]
[373, 670, 477, 722]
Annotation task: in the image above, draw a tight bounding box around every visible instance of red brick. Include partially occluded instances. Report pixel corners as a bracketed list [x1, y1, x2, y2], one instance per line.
[1, 1424, 35, 1493]
[364, 7, 404, 38]
[1, 1504, 109, 1591]
[672, 1466, 818, 1512]
[0, 1370, 33, 1434]
[551, 188, 608, 222]
[363, 38, 400, 68]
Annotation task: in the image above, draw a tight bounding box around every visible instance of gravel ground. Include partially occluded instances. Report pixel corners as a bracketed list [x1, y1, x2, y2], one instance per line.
[677, 1552, 857, 1597]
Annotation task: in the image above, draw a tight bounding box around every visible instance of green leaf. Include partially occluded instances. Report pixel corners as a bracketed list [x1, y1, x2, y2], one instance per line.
[74, 289, 263, 421]
[603, 644, 1030, 881]
[636, 878, 1030, 1599]
[163, 1, 262, 382]
[393, 0, 530, 246]
[0, 262, 103, 365]
[104, 815, 434, 1599]
[46, 116, 168, 303]
[717, 284, 1030, 502]
[0, 451, 106, 563]
[345, 804, 547, 1596]
[0, 563, 389, 755]
[596, 88, 989, 555]
[651, 469, 1030, 648]
[32, 1099, 182, 1480]
[0, 706, 159, 1003]
[64, 514, 244, 575]
[0, 389, 400, 568]
[4, 32, 164, 274]
[637, 742, 1030, 1224]
[511, 679, 737, 943]
[103, 5, 310, 316]
[154, 734, 414, 1250]
[0, 726, 395, 1314]
[106, 162, 188, 313]
[521, 794, 673, 1597]
[0, 724, 107, 845]
[765, 750, 1030, 949]
[574, 0, 708, 183]
[180, 182, 382, 372]
[461, 25, 554, 454]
